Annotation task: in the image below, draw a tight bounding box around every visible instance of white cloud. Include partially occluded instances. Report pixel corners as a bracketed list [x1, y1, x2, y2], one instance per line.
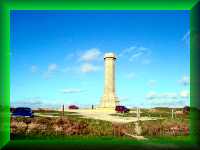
[12, 97, 43, 108]
[125, 72, 135, 79]
[148, 80, 156, 88]
[30, 65, 38, 73]
[129, 52, 143, 60]
[180, 90, 190, 98]
[119, 46, 151, 63]
[182, 30, 190, 51]
[145, 91, 189, 107]
[44, 63, 58, 79]
[18, 97, 43, 105]
[80, 63, 99, 73]
[119, 46, 136, 57]
[80, 48, 101, 61]
[48, 64, 58, 72]
[65, 53, 74, 60]
[149, 99, 186, 108]
[60, 88, 85, 94]
[160, 93, 177, 99]
[141, 59, 151, 64]
[129, 46, 149, 62]
[146, 91, 157, 100]
[61, 67, 72, 73]
[182, 30, 190, 42]
[13, 97, 67, 109]
[179, 75, 190, 86]
[119, 97, 129, 101]
[146, 91, 178, 100]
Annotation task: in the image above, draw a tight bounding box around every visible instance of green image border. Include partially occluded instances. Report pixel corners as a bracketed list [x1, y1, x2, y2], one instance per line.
[1, 0, 200, 149]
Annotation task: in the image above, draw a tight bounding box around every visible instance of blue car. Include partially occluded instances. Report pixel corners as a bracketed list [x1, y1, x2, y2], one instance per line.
[12, 107, 34, 117]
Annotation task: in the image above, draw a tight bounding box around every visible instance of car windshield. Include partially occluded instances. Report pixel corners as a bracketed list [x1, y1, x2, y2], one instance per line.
[15, 108, 31, 112]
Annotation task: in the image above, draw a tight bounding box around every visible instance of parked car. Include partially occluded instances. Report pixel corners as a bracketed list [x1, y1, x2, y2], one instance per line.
[12, 107, 34, 117]
[68, 105, 79, 109]
[10, 107, 16, 113]
[115, 105, 130, 113]
[183, 106, 190, 115]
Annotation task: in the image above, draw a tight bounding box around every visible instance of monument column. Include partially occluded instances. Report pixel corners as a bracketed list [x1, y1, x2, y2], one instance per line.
[100, 53, 119, 108]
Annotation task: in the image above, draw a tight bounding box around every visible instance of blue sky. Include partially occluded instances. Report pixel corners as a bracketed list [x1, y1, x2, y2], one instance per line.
[10, 10, 190, 109]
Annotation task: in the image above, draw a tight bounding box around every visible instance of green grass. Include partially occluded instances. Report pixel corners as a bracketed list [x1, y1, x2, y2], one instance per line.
[38, 111, 78, 115]
[110, 111, 189, 120]
[110, 113, 137, 117]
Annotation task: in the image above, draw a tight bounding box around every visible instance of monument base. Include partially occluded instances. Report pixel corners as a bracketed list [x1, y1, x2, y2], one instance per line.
[95, 106, 116, 113]
[100, 95, 119, 108]
[96, 106, 115, 110]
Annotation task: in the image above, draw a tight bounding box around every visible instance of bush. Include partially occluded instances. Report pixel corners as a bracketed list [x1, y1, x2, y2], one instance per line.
[140, 119, 189, 137]
[10, 115, 189, 139]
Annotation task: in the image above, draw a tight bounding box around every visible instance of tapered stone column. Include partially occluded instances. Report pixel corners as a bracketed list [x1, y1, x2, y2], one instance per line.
[100, 53, 119, 108]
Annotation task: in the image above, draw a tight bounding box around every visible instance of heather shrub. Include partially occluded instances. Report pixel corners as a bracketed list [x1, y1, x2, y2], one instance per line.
[10, 117, 29, 137]
[10, 115, 189, 139]
[140, 119, 189, 136]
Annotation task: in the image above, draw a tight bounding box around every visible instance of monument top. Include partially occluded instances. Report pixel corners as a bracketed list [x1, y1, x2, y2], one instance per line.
[104, 52, 116, 59]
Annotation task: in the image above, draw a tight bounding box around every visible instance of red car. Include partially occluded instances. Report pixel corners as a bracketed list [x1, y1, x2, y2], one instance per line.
[68, 105, 79, 109]
[115, 105, 130, 113]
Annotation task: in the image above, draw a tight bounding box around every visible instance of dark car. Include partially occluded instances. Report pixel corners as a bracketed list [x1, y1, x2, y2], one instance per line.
[10, 107, 16, 113]
[68, 105, 79, 109]
[183, 106, 190, 115]
[115, 105, 130, 113]
[12, 107, 34, 117]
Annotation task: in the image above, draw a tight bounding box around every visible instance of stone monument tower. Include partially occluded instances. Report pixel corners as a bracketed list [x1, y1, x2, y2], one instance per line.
[100, 52, 119, 108]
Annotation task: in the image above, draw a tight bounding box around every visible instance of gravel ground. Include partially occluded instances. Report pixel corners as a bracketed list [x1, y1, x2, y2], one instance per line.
[37, 109, 161, 123]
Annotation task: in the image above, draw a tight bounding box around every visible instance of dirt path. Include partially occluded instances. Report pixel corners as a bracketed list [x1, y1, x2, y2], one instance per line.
[35, 109, 162, 123]
[66, 109, 161, 123]
[123, 132, 148, 140]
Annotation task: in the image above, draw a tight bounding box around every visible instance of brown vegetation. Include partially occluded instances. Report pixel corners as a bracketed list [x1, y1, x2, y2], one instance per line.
[140, 119, 189, 136]
[10, 115, 189, 139]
